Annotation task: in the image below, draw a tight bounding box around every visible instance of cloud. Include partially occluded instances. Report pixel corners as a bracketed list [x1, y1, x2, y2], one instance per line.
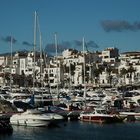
[59, 41, 71, 49]
[86, 41, 99, 49]
[45, 41, 72, 54]
[101, 20, 140, 32]
[45, 40, 99, 55]
[45, 43, 55, 53]
[73, 40, 82, 46]
[22, 41, 33, 47]
[1, 36, 17, 43]
[73, 40, 99, 49]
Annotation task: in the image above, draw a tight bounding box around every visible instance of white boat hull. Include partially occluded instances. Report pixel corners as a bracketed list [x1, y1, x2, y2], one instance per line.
[10, 119, 50, 127]
[10, 110, 63, 127]
[10, 110, 54, 126]
[119, 112, 140, 121]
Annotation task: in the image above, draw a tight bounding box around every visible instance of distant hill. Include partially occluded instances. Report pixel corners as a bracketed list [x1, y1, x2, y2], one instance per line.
[0, 49, 53, 57]
[0, 52, 16, 56]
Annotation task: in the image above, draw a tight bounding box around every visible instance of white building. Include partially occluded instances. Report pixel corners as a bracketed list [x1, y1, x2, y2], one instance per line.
[102, 47, 119, 64]
[74, 64, 83, 86]
[0, 56, 5, 66]
[47, 57, 64, 87]
[119, 51, 140, 85]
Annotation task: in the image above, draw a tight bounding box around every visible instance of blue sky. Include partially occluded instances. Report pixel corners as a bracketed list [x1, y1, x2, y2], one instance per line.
[0, 0, 140, 54]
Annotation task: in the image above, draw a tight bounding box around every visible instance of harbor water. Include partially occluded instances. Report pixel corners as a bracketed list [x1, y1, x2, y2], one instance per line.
[0, 121, 140, 140]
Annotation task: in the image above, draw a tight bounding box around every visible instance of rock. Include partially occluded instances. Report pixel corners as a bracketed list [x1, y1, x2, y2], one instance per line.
[0, 100, 17, 113]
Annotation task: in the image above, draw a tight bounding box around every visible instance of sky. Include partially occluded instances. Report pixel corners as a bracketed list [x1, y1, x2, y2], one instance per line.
[0, 0, 140, 54]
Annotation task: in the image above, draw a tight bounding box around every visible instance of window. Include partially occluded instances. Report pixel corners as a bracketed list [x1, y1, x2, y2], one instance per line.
[50, 74, 53, 77]
[50, 80, 54, 83]
[104, 56, 108, 58]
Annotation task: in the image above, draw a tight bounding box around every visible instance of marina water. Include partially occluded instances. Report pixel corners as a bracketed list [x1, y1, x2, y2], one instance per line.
[1, 121, 140, 140]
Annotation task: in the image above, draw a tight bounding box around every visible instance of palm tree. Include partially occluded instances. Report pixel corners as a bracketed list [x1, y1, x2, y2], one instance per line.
[127, 65, 136, 84]
[106, 66, 113, 86]
[26, 75, 33, 87]
[5, 72, 10, 86]
[93, 66, 104, 86]
[120, 67, 127, 84]
[12, 73, 20, 86]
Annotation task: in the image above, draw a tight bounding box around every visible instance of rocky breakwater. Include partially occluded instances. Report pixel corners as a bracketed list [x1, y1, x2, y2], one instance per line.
[0, 100, 17, 134]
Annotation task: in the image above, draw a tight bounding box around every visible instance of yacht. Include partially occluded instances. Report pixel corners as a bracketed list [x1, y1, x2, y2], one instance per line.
[10, 109, 63, 127]
[80, 108, 124, 123]
[119, 111, 140, 121]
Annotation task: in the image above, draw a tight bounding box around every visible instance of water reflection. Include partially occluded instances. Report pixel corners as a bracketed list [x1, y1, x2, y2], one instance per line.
[1, 121, 140, 140]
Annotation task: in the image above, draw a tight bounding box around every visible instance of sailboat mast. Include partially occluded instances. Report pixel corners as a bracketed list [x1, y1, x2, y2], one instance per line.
[10, 36, 13, 93]
[33, 11, 37, 94]
[83, 37, 86, 100]
[69, 63, 71, 91]
[37, 14, 43, 88]
[39, 33, 43, 87]
[54, 33, 59, 97]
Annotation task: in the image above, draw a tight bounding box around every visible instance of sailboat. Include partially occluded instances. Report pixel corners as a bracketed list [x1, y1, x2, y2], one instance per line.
[62, 38, 87, 120]
[10, 11, 63, 127]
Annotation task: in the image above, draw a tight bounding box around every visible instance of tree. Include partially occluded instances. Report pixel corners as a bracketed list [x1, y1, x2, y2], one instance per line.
[26, 75, 33, 87]
[12, 74, 20, 86]
[106, 66, 113, 86]
[127, 65, 136, 84]
[5, 72, 11, 86]
[93, 66, 104, 85]
[120, 67, 127, 84]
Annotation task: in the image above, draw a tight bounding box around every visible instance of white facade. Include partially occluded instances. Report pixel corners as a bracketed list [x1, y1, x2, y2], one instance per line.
[118, 52, 140, 85]
[102, 47, 119, 63]
[62, 49, 78, 58]
[0, 56, 5, 66]
[48, 66, 63, 87]
[19, 58, 26, 75]
[0, 48, 139, 88]
[74, 64, 83, 86]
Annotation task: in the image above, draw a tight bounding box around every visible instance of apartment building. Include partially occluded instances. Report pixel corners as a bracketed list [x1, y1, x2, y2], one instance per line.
[0, 48, 139, 88]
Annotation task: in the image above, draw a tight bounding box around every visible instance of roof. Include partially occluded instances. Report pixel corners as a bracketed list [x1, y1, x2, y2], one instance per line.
[121, 51, 140, 55]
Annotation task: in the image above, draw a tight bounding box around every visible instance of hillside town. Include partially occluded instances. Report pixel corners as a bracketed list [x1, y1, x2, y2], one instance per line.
[0, 47, 139, 89]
